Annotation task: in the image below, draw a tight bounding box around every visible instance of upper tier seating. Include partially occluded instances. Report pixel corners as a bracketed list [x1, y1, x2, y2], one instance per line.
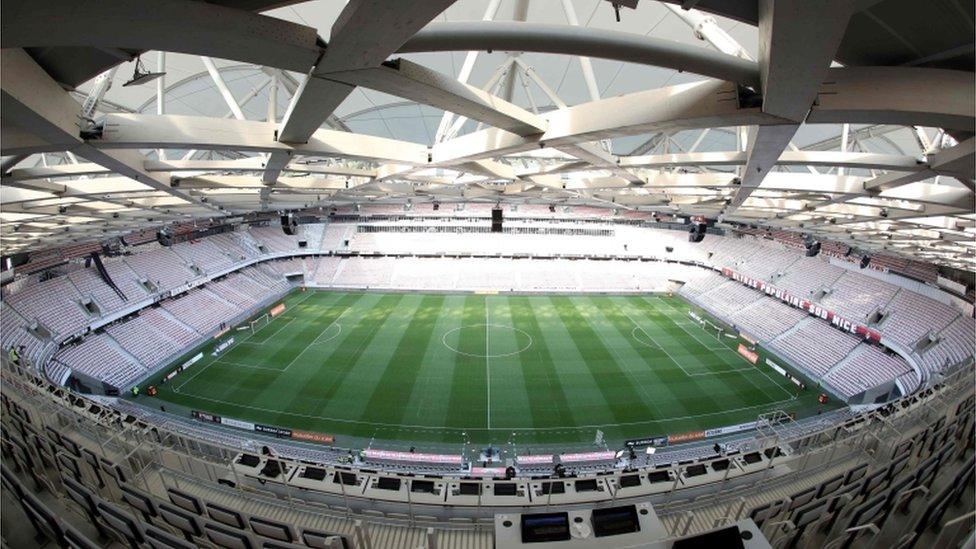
[248, 226, 299, 254]
[161, 288, 240, 335]
[698, 236, 761, 269]
[322, 224, 355, 251]
[123, 247, 196, 290]
[773, 256, 845, 297]
[67, 267, 128, 315]
[734, 243, 798, 281]
[727, 298, 808, 343]
[919, 316, 976, 374]
[819, 271, 898, 322]
[299, 223, 327, 250]
[769, 318, 861, 379]
[4, 275, 90, 337]
[882, 290, 958, 349]
[103, 258, 152, 300]
[208, 232, 263, 261]
[172, 239, 235, 273]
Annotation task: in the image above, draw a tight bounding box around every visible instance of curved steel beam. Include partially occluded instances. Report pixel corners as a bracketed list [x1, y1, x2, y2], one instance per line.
[91, 114, 429, 165]
[617, 151, 927, 172]
[809, 67, 976, 132]
[431, 69, 974, 166]
[399, 22, 761, 88]
[0, 0, 323, 73]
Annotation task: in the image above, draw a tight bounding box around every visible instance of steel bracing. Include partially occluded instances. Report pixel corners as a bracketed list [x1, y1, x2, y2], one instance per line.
[0, 0, 973, 269]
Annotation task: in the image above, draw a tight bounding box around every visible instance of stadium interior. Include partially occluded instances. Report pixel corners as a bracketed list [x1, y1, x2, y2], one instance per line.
[1, 0, 974, 548]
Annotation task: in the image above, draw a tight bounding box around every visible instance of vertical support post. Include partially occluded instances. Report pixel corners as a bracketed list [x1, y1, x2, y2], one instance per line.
[354, 519, 371, 549]
[267, 73, 278, 123]
[837, 124, 850, 177]
[156, 52, 166, 161]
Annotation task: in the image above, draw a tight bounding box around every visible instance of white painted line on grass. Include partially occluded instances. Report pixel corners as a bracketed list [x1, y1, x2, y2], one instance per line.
[281, 307, 350, 372]
[170, 388, 798, 432]
[485, 300, 491, 430]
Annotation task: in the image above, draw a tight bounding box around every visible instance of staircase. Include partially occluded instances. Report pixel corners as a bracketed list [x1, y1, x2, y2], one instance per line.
[822, 343, 864, 379]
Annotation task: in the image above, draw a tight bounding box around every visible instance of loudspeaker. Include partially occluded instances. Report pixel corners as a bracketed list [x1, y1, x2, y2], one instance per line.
[281, 214, 297, 236]
[5, 252, 29, 269]
[156, 229, 173, 247]
[433, 202, 440, 211]
[804, 237, 821, 257]
[687, 223, 706, 243]
[491, 208, 503, 233]
[860, 255, 870, 269]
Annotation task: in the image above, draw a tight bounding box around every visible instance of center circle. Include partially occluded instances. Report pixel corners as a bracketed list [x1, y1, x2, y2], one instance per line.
[442, 324, 533, 358]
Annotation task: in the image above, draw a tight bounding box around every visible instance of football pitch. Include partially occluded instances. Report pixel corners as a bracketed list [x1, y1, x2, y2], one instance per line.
[142, 290, 835, 446]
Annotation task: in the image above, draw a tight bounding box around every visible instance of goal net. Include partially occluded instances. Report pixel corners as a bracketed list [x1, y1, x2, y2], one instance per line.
[690, 312, 725, 342]
[249, 313, 270, 335]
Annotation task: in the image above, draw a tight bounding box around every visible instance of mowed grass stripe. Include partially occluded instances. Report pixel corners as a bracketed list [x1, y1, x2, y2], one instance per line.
[398, 295, 467, 429]
[318, 294, 425, 421]
[635, 297, 792, 403]
[485, 297, 535, 430]
[444, 296, 487, 430]
[534, 297, 619, 429]
[308, 294, 405, 413]
[582, 297, 701, 417]
[149, 290, 835, 444]
[178, 292, 347, 404]
[249, 292, 367, 415]
[361, 295, 445, 425]
[629, 297, 762, 409]
[257, 293, 399, 428]
[550, 296, 654, 424]
[223, 293, 344, 365]
[507, 296, 575, 429]
[181, 293, 358, 422]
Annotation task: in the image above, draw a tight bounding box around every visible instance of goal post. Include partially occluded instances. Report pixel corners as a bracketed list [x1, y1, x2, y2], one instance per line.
[249, 313, 270, 335]
[690, 311, 725, 342]
[702, 319, 724, 341]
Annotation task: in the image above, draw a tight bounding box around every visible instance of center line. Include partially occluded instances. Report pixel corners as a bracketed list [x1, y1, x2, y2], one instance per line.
[485, 299, 491, 430]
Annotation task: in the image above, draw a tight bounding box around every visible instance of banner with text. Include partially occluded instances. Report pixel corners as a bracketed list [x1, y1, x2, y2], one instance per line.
[722, 268, 882, 343]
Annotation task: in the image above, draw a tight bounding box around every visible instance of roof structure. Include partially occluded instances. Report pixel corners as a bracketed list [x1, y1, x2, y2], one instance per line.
[1, 0, 974, 269]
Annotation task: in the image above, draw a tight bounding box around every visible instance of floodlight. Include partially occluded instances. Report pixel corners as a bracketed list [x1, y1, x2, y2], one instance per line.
[123, 57, 166, 87]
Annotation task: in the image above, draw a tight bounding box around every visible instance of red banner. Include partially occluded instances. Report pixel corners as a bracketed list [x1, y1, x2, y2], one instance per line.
[737, 344, 759, 364]
[721, 268, 882, 343]
[668, 430, 706, 444]
[291, 430, 334, 444]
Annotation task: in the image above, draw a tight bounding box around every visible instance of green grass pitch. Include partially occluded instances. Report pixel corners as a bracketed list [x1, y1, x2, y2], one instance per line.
[139, 290, 836, 447]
